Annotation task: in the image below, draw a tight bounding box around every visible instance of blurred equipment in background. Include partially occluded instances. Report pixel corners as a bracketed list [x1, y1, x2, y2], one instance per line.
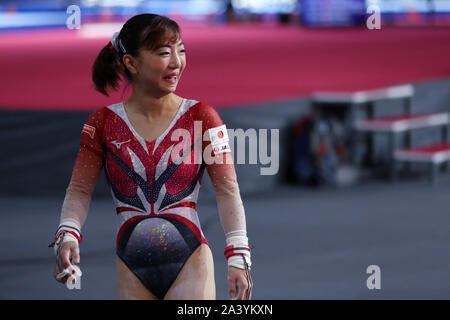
[305, 84, 450, 186]
[290, 111, 358, 187]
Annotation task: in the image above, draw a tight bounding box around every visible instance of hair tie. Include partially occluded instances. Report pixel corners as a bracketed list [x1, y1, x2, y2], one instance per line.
[110, 31, 122, 56]
[108, 41, 117, 56]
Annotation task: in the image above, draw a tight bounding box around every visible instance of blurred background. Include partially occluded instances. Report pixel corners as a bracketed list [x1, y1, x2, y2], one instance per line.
[1, 0, 450, 299]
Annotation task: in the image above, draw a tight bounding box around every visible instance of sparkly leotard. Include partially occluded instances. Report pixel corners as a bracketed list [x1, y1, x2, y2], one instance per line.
[70, 98, 237, 299]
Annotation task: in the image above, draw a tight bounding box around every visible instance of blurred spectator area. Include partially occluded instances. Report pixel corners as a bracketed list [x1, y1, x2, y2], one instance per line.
[1, 0, 450, 31]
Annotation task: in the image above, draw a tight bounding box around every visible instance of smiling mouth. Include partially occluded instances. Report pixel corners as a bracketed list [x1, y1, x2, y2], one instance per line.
[163, 76, 178, 84]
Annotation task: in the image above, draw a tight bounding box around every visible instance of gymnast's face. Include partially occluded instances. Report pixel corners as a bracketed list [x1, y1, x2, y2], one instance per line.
[124, 38, 186, 96]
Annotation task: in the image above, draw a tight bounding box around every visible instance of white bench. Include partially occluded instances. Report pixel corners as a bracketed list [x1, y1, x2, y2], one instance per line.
[311, 84, 450, 183]
[355, 113, 449, 133]
[311, 84, 415, 167]
[394, 143, 450, 184]
[312, 84, 414, 105]
[355, 112, 450, 183]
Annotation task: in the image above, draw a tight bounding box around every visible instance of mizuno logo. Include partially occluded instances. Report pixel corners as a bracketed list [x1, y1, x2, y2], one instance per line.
[111, 139, 131, 149]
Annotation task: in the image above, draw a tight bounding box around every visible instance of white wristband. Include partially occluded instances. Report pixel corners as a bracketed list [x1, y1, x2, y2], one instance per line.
[228, 254, 252, 270]
[57, 218, 81, 233]
[53, 219, 82, 255]
[53, 231, 79, 255]
[225, 235, 252, 270]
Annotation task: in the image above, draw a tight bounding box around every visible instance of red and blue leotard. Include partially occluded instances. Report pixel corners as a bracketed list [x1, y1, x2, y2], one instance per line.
[65, 98, 243, 299]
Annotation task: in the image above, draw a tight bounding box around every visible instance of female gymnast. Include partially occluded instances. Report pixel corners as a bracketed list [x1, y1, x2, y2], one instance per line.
[50, 13, 252, 300]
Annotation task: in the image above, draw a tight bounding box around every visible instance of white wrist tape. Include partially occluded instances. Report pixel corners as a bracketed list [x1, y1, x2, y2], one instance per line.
[224, 235, 252, 270]
[225, 230, 247, 237]
[53, 219, 82, 255]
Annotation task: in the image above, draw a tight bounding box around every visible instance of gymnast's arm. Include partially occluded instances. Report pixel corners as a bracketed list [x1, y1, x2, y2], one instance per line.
[206, 153, 247, 239]
[52, 110, 105, 283]
[206, 151, 253, 300]
[199, 102, 253, 299]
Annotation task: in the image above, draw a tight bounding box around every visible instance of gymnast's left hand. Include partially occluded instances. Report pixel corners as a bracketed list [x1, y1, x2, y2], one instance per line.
[228, 266, 252, 300]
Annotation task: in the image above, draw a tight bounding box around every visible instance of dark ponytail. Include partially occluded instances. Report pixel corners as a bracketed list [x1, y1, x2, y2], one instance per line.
[91, 13, 181, 97]
[91, 44, 122, 96]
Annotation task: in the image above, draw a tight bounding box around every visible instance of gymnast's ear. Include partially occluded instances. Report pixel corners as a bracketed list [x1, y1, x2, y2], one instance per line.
[122, 53, 139, 76]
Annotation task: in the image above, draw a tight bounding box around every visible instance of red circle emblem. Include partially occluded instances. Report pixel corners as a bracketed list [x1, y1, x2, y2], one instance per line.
[218, 131, 224, 139]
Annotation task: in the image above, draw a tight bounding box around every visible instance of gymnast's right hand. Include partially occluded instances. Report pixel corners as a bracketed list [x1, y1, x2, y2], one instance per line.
[53, 241, 80, 284]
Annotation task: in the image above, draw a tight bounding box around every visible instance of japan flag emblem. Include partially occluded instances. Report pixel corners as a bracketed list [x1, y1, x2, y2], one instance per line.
[208, 124, 231, 155]
[82, 124, 96, 139]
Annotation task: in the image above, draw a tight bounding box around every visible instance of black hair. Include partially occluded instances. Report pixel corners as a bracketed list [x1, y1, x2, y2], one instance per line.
[91, 13, 181, 96]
